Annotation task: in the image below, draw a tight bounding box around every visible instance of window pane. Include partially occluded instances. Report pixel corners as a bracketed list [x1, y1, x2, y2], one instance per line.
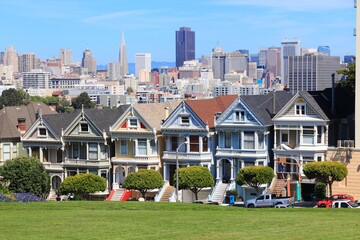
[225, 132, 231, 148]
[190, 136, 199, 152]
[3, 144, 10, 161]
[138, 139, 147, 155]
[120, 140, 128, 155]
[89, 143, 98, 160]
[244, 132, 254, 149]
[202, 136, 208, 152]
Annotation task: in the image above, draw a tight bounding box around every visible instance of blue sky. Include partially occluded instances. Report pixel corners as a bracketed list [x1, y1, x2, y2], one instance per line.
[0, 0, 356, 64]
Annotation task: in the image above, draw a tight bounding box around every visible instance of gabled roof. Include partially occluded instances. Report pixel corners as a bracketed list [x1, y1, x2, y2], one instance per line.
[185, 95, 237, 128]
[134, 100, 181, 131]
[241, 91, 293, 125]
[273, 91, 329, 121]
[0, 102, 57, 139]
[42, 106, 129, 136]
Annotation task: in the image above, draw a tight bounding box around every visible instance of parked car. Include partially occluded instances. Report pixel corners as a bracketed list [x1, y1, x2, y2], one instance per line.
[332, 200, 360, 209]
[245, 194, 294, 208]
[317, 194, 355, 208]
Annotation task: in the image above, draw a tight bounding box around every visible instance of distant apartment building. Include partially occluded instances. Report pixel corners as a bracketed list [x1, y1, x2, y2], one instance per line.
[176, 27, 195, 68]
[178, 60, 200, 79]
[135, 53, 151, 78]
[50, 78, 81, 90]
[107, 61, 121, 80]
[18, 53, 40, 73]
[281, 38, 301, 86]
[3, 46, 18, 73]
[225, 51, 248, 74]
[248, 62, 257, 80]
[0, 64, 14, 81]
[288, 54, 340, 94]
[22, 70, 51, 89]
[59, 49, 72, 65]
[211, 46, 226, 80]
[81, 49, 96, 75]
[266, 47, 281, 78]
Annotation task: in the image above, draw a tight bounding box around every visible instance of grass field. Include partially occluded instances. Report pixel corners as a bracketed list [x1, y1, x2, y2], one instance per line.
[0, 201, 359, 240]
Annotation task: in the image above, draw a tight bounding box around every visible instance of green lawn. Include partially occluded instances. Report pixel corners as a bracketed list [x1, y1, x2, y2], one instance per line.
[0, 201, 359, 240]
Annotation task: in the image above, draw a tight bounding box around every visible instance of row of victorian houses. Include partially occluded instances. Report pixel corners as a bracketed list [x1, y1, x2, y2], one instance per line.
[0, 88, 355, 202]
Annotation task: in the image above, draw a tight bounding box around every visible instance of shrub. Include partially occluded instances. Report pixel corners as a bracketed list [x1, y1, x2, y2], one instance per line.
[59, 174, 106, 200]
[0, 156, 50, 198]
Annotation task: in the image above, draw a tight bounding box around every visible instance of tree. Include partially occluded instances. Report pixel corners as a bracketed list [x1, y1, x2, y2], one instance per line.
[0, 88, 30, 108]
[236, 166, 274, 194]
[59, 173, 106, 200]
[0, 156, 50, 198]
[337, 63, 355, 94]
[303, 161, 348, 197]
[71, 92, 95, 109]
[123, 170, 163, 199]
[174, 166, 214, 200]
[57, 97, 73, 113]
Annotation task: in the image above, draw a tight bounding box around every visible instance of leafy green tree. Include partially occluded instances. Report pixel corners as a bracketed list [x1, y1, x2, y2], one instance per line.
[0, 156, 50, 198]
[71, 92, 95, 109]
[337, 63, 355, 94]
[303, 161, 348, 197]
[57, 97, 73, 113]
[0, 88, 30, 108]
[123, 170, 163, 199]
[59, 173, 106, 200]
[174, 166, 214, 200]
[236, 166, 274, 194]
[314, 182, 327, 200]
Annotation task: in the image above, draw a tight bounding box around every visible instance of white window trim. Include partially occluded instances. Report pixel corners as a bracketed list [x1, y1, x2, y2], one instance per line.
[295, 104, 306, 115]
[128, 118, 138, 128]
[120, 140, 128, 155]
[280, 130, 289, 144]
[37, 127, 48, 138]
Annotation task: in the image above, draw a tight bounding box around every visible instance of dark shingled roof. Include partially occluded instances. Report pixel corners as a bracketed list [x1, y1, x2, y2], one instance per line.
[241, 91, 294, 125]
[0, 102, 57, 139]
[43, 105, 130, 136]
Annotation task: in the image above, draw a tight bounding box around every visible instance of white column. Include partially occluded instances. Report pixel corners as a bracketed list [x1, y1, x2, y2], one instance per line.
[230, 160, 234, 180]
[97, 143, 100, 160]
[39, 147, 43, 162]
[28, 147, 32, 157]
[163, 163, 167, 180]
[199, 136, 203, 153]
[274, 127, 277, 149]
[146, 139, 150, 156]
[86, 143, 89, 160]
[134, 139, 138, 156]
[186, 136, 190, 152]
[216, 160, 220, 180]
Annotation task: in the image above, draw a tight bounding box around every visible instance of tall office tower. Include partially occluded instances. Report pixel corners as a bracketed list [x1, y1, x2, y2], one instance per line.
[238, 49, 249, 55]
[81, 49, 96, 75]
[287, 53, 340, 94]
[258, 48, 268, 69]
[266, 47, 281, 78]
[59, 49, 72, 65]
[248, 62, 257, 80]
[22, 70, 51, 89]
[250, 54, 259, 65]
[225, 51, 248, 74]
[211, 45, 226, 80]
[317, 46, 330, 56]
[176, 27, 195, 68]
[135, 53, 151, 77]
[344, 55, 355, 63]
[200, 55, 211, 68]
[281, 38, 301, 86]
[18, 53, 40, 73]
[119, 31, 128, 77]
[4, 46, 18, 73]
[107, 61, 121, 80]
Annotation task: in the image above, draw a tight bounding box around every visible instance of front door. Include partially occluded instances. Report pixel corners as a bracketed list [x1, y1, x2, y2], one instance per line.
[169, 164, 176, 186]
[222, 159, 231, 183]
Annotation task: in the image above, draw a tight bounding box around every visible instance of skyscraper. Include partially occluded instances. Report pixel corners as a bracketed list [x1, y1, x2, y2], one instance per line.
[258, 48, 268, 68]
[135, 53, 151, 77]
[281, 38, 301, 86]
[211, 45, 226, 80]
[119, 31, 128, 77]
[18, 53, 40, 73]
[81, 49, 96, 75]
[3, 46, 18, 73]
[287, 53, 340, 94]
[176, 27, 195, 68]
[59, 49, 72, 65]
[266, 47, 281, 78]
[317, 46, 331, 56]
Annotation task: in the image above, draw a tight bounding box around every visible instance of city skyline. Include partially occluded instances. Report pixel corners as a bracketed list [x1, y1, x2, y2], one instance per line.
[0, 0, 355, 64]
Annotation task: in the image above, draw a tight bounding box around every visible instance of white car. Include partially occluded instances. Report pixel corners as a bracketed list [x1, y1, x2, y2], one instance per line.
[332, 200, 360, 208]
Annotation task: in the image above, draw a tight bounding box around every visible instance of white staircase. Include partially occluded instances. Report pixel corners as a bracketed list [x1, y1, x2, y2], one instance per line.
[110, 188, 124, 201]
[210, 182, 229, 203]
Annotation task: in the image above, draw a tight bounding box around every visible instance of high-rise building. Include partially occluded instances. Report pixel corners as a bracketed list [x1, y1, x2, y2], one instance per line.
[3, 46, 18, 73]
[119, 31, 128, 77]
[266, 47, 281, 78]
[344, 55, 355, 63]
[81, 49, 96, 75]
[281, 38, 301, 86]
[238, 49, 249, 55]
[59, 49, 72, 65]
[250, 54, 259, 65]
[211, 46, 226, 80]
[176, 27, 195, 68]
[22, 70, 51, 89]
[258, 48, 268, 68]
[225, 51, 248, 74]
[317, 46, 331, 56]
[107, 61, 121, 80]
[287, 54, 340, 94]
[135, 53, 151, 78]
[18, 53, 40, 73]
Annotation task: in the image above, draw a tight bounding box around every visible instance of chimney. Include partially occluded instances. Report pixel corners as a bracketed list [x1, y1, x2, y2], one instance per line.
[164, 106, 169, 119]
[17, 118, 26, 133]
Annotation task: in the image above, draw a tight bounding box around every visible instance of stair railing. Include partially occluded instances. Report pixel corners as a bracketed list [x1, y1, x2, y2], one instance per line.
[208, 180, 221, 202]
[154, 181, 169, 202]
